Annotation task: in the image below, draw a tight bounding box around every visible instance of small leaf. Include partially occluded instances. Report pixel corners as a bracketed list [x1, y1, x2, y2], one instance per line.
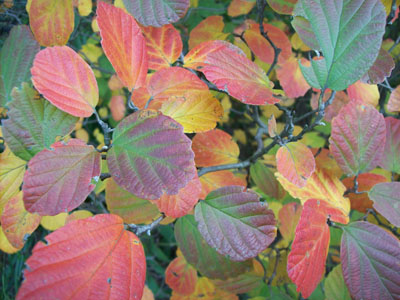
[31, 46, 99, 117]
[278, 202, 302, 243]
[346, 80, 379, 107]
[325, 264, 352, 300]
[40, 213, 68, 231]
[368, 182, 400, 227]
[188, 16, 229, 50]
[23, 139, 101, 216]
[0, 226, 19, 254]
[266, 0, 297, 14]
[107, 110, 196, 200]
[227, 0, 256, 17]
[199, 170, 247, 199]
[165, 255, 198, 295]
[361, 48, 395, 84]
[250, 161, 285, 200]
[17, 214, 146, 300]
[195, 186, 277, 261]
[379, 117, 400, 173]
[212, 270, 263, 294]
[329, 101, 386, 176]
[388, 85, 400, 112]
[341, 222, 400, 300]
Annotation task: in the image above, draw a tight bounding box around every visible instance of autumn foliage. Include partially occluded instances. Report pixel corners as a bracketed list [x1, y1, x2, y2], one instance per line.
[0, 0, 400, 299]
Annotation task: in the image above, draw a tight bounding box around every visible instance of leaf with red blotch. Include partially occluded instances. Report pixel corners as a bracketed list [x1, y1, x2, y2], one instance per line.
[141, 24, 182, 71]
[16, 214, 146, 300]
[31, 46, 98, 117]
[244, 23, 292, 65]
[276, 141, 315, 188]
[227, 0, 256, 17]
[342, 173, 387, 213]
[153, 175, 201, 218]
[310, 90, 350, 122]
[341, 221, 400, 300]
[369, 182, 400, 227]
[97, 2, 148, 91]
[165, 255, 198, 295]
[199, 170, 247, 199]
[22, 139, 101, 216]
[388, 85, 400, 112]
[250, 161, 286, 200]
[361, 48, 395, 84]
[28, 0, 74, 46]
[107, 110, 196, 200]
[329, 102, 386, 176]
[195, 186, 277, 261]
[379, 117, 400, 173]
[278, 202, 302, 243]
[287, 199, 344, 298]
[192, 129, 239, 167]
[131, 67, 208, 110]
[266, 0, 297, 14]
[346, 80, 379, 107]
[276, 56, 310, 98]
[1, 192, 41, 249]
[201, 46, 278, 105]
[188, 16, 229, 50]
[123, 0, 189, 27]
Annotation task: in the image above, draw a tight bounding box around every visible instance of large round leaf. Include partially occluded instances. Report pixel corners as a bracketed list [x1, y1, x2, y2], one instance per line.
[341, 222, 400, 300]
[23, 139, 101, 216]
[17, 214, 146, 300]
[194, 186, 277, 261]
[107, 110, 196, 200]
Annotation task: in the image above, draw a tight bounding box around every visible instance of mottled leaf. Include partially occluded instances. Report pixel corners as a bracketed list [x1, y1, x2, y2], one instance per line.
[107, 110, 196, 200]
[310, 90, 350, 122]
[31, 46, 99, 117]
[361, 48, 395, 84]
[379, 117, 400, 173]
[325, 264, 352, 300]
[227, 0, 256, 17]
[23, 139, 101, 216]
[278, 202, 302, 243]
[188, 16, 229, 50]
[388, 85, 400, 112]
[368, 182, 400, 227]
[347, 80, 379, 107]
[341, 222, 400, 300]
[212, 271, 263, 294]
[17, 214, 146, 300]
[0, 226, 19, 254]
[266, 0, 297, 14]
[276, 57, 310, 98]
[250, 161, 286, 200]
[165, 255, 198, 295]
[109, 95, 126, 122]
[199, 170, 247, 199]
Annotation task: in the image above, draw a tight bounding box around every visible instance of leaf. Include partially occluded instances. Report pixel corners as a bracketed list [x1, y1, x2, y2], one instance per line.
[0, 25, 39, 106]
[341, 222, 400, 300]
[122, 0, 189, 27]
[250, 161, 286, 200]
[329, 101, 386, 176]
[0, 147, 26, 214]
[23, 139, 101, 216]
[188, 16, 229, 50]
[97, 2, 148, 90]
[40, 213, 68, 231]
[77, 0, 92, 16]
[379, 117, 400, 173]
[160, 91, 223, 133]
[276, 141, 315, 188]
[105, 178, 160, 224]
[294, 0, 386, 90]
[200, 44, 278, 105]
[153, 175, 201, 218]
[346, 80, 379, 107]
[276, 166, 350, 222]
[195, 186, 277, 261]
[199, 170, 247, 199]
[175, 215, 253, 280]
[17, 214, 146, 300]
[287, 199, 345, 298]
[2, 83, 78, 161]
[1, 191, 41, 249]
[141, 24, 183, 71]
[310, 90, 350, 122]
[65, 210, 93, 223]
[325, 264, 352, 300]
[368, 182, 400, 227]
[361, 48, 395, 84]
[276, 57, 310, 98]
[212, 270, 263, 294]
[227, 0, 256, 17]
[388, 85, 400, 112]
[192, 129, 239, 167]
[28, 0, 74, 46]
[107, 110, 196, 200]
[165, 255, 198, 295]
[266, 0, 297, 14]
[0, 226, 19, 254]
[31, 46, 99, 117]
[278, 202, 302, 243]
[109, 95, 126, 122]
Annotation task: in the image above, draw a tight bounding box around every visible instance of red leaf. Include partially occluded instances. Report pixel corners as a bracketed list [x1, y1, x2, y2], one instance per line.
[188, 16, 228, 50]
[31, 46, 99, 117]
[165, 255, 198, 295]
[97, 2, 148, 90]
[23, 139, 101, 216]
[361, 48, 395, 84]
[276, 57, 310, 98]
[278, 202, 302, 242]
[17, 214, 146, 300]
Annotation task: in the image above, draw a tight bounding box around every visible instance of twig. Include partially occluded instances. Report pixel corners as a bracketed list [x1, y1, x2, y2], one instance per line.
[361, 209, 400, 237]
[255, 256, 267, 283]
[387, 0, 398, 24]
[127, 215, 165, 236]
[389, 36, 400, 53]
[267, 248, 280, 285]
[100, 173, 111, 181]
[94, 109, 113, 147]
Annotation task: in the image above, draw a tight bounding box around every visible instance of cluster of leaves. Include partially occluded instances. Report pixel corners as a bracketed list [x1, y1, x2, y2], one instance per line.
[0, 0, 400, 299]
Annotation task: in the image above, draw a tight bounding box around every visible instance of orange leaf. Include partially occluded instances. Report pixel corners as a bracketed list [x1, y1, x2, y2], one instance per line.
[141, 24, 183, 71]
[227, 0, 256, 17]
[166, 255, 198, 295]
[276, 56, 310, 98]
[28, 0, 74, 46]
[0, 226, 19, 254]
[17, 214, 146, 300]
[188, 16, 229, 50]
[192, 129, 240, 167]
[31, 46, 99, 117]
[310, 90, 350, 122]
[347, 80, 379, 107]
[199, 170, 247, 199]
[109, 95, 126, 121]
[97, 2, 148, 90]
[278, 202, 302, 243]
[276, 141, 315, 188]
[388, 85, 400, 112]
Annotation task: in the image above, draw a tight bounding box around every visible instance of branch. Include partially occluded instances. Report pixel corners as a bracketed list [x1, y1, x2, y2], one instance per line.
[127, 215, 165, 236]
[387, 0, 398, 24]
[94, 109, 113, 148]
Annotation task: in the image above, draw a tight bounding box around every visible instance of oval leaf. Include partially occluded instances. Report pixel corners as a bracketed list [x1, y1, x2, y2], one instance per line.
[17, 214, 146, 300]
[250, 161, 286, 200]
[31, 46, 99, 117]
[361, 47, 395, 84]
[278, 202, 302, 243]
[165, 255, 198, 295]
[188, 16, 229, 50]
[107, 110, 196, 200]
[195, 186, 277, 261]
[266, 0, 297, 14]
[379, 117, 400, 173]
[368, 182, 400, 227]
[23, 139, 101, 216]
[388, 85, 400, 112]
[276, 56, 310, 98]
[325, 264, 352, 300]
[199, 170, 247, 199]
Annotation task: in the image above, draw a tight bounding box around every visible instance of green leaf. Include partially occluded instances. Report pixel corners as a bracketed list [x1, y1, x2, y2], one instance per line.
[293, 0, 386, 90]
[325, 264, 351, 300]
[250, 161, 286, 200]
[2, 83, 78, 161]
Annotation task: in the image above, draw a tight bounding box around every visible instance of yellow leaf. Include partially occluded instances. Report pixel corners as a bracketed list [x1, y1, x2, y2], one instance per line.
[75, 128, 89, 143]
[80, 41, 103, 63]
[77, 0, 92, 16]
[66, 210, 93, 223]
[40, 213, 68, 231]
[0, 226, 20, 253]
